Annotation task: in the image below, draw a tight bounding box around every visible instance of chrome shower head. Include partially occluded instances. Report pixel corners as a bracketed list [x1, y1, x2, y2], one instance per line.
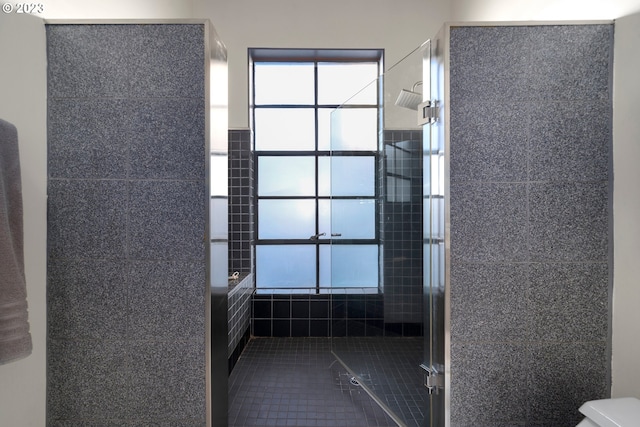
[395, 81, 423, 111]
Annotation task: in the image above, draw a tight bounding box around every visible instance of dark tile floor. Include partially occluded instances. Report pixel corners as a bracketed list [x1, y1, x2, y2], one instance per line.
[331, 337, 428, 427]
[228, 337, 398, 427]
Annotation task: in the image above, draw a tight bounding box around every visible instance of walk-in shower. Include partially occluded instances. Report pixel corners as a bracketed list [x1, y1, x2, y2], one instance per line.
[328, 39, 443, 427]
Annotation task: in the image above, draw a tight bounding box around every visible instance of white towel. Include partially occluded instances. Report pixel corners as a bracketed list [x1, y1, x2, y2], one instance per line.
[0, 117, 32, 364]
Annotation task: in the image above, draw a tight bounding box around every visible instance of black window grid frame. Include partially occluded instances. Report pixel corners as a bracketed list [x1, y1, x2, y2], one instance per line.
[250, 51, 384, 294]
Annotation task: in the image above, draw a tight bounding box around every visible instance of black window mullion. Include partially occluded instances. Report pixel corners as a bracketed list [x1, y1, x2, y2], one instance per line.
[314, 61, 320, 294]
[251, 51, 383, 293]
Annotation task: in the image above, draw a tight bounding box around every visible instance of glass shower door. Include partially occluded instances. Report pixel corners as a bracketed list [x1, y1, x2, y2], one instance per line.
[329, 40, 441, 427]
[422, 38, 446, 425]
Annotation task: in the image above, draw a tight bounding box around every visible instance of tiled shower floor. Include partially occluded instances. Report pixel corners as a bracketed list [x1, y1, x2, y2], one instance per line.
[331, 337, 427, 427]
[228, 337, 398, 427]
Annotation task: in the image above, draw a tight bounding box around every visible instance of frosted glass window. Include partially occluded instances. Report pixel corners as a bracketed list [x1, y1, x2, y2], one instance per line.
[324, 245, 378, 288]
[210, 243, 228, 288]
[330, 108, 378, 151]
[210, 154, 228, 196]
[318, 62, 378, 105]
[209, 198, 228, 240]
[318, 156, 375, 197]
[318, 245, 333, 290]
[258, 156, 315, 196]
[255, 108, 315, 151]
[258, 199, 316, 239]
[256, 245, 316, 289]
[319, 199, 375, 239]
[317, 108, 333, 151]
[254, 62, 315, 105]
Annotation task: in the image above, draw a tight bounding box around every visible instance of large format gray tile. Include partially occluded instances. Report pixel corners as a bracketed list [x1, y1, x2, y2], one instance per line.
[48, 99, 130, 179]
[450, 101, 529, 182]
[47, 179, 128, 259]
[450, 25, 613, 103]
[47, 259, 127, 340]
[450, 182, 528, 262]
[129, 98, 205, 180]
[127, 260, 205, 340]
[47, 24, 204, 98]
[527, 342, 608, 425]
[528, 262, 609, 341]
[527, 24, 613, 101]
[450, 342, 528, 425]
[529, 182, 609, 262]
[47, 339, 129, 420]
[529, 100, 611, 182]
[126, 340, 206, 420]
[450, 262, 529, 341]
[49, 423, 206, 427]
[449, 26, 533, 102]
[128, 180, 206, 260]
[49, 422, 126, 427]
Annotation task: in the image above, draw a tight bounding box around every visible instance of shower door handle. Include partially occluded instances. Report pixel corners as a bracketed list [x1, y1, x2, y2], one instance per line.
[331, 233, 342, 237]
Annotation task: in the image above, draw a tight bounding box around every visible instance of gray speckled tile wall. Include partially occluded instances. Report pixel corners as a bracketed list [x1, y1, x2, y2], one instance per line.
[529, 101, 611, 181]
[448, 24, 612, 425]
[449, 101, 529, 182]
[128, 180, 206, 260]
[450, 263, 529, 341]
[47, 179, 128, 259]
[450, 342, 529, 425]
[47, 24, 204, 98]
[449, 25, 613, 102]
[529, 182, 609, 262]
[47, 259, 128, 340]
[46, 24, 210, 425]
[450, 182, 528, 262]
[528, 262, 609, 342]
[47, 339, 130, 420]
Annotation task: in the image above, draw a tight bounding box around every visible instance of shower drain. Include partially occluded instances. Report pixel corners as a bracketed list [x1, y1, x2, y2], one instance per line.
[349, 376, 361, 386]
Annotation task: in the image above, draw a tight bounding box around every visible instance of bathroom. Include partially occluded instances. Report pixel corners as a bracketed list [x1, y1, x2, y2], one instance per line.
[1, 0, 640, 426]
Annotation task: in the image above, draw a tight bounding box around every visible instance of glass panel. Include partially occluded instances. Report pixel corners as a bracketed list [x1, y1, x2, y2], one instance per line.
[318, 62, 378, 105]
[256, 245, 316, 289]
[254, 62, 315, 105]
[319, 244, 331, 288]
[329, 108, 377, 151]
[258, 156, 315, 196]
[387, 176, 411, 202]
[317, 108, 333, 151]
[325, 245, 378, 288]
[210, 198, 228, 240]
[210, 154, 228, 196]
[255, 108, 315, 151]
[329, 40, 433, 427]
[319, 199, 375, 239]
[258, 199, 315, 240]
[318, 156, 375, 197]
[210, 242, 228, 287]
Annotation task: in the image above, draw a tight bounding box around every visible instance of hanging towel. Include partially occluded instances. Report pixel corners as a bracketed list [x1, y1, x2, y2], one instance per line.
[0, 117, 32, 365]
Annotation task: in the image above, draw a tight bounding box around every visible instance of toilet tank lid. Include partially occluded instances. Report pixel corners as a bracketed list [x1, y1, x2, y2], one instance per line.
[580, 398, 640, 427]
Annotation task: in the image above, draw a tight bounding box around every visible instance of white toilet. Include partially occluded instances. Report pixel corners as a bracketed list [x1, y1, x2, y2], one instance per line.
[577, 397, 640, 427]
